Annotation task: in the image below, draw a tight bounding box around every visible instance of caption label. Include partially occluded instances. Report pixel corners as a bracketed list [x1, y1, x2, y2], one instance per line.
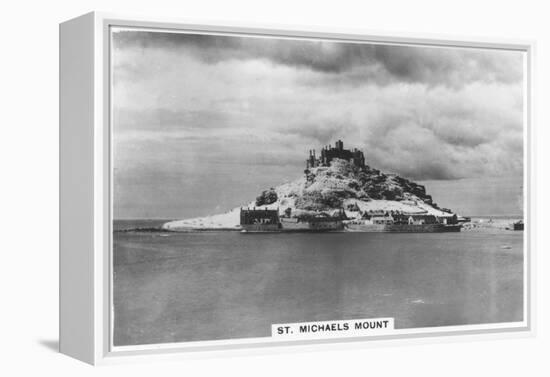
[272, 317, 394, 339]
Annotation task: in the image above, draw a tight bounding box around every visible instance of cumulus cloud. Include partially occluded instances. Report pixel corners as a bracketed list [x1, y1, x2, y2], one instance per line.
[113, 30, 523, 87]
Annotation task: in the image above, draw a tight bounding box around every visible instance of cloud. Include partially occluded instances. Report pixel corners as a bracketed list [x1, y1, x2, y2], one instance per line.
[111, 27, 524, 219]
[113, 30, 523, 88]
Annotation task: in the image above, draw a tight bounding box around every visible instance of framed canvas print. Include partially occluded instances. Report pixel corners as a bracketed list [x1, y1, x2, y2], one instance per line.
[59, 12, 535, 365]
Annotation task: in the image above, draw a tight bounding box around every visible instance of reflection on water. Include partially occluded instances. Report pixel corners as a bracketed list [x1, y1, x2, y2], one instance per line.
[113, 229, 523, 346]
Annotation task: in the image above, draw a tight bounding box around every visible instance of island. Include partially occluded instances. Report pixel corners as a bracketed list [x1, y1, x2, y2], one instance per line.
[163, 140, 470, 232]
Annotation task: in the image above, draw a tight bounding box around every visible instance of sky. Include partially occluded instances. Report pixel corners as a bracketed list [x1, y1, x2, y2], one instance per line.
[112, 28, 525, 219]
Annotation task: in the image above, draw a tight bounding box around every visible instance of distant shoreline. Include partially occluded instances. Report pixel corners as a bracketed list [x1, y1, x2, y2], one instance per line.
[113, 214, 524, 222]
[113, 217, 524, 234]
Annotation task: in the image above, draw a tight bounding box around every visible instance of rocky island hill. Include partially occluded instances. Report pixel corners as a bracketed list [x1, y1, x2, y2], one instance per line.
[163, 140, 457, 231]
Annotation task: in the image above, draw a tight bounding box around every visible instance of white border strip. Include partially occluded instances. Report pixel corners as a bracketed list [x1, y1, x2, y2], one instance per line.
[113, 321, 527, 353]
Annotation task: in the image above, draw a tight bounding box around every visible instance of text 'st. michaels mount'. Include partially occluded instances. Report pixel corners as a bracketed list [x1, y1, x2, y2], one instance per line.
[163, 140, 464, 232]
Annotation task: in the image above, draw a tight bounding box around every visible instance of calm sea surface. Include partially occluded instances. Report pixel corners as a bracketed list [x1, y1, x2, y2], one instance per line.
[113, 222, 523, 346]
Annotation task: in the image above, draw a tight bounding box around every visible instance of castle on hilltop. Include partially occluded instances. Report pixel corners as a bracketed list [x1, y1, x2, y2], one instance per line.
[306, 140, 365, 169]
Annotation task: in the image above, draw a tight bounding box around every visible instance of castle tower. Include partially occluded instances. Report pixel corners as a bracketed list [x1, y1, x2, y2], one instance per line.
[306, 140, 366, 169]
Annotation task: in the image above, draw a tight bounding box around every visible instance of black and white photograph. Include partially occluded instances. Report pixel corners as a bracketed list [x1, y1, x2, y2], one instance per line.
[111, 27, 526, 347]
[6, 0, 550, 373]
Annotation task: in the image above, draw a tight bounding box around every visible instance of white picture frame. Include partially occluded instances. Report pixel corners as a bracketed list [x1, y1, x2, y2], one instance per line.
[59, 11, 536, 365]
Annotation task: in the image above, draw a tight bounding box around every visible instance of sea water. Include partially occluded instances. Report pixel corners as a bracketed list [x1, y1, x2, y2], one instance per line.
[113, 222, 523, 346]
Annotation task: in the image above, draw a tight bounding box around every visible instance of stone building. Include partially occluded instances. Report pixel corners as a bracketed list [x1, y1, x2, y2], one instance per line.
[306, 140, 366, 169]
